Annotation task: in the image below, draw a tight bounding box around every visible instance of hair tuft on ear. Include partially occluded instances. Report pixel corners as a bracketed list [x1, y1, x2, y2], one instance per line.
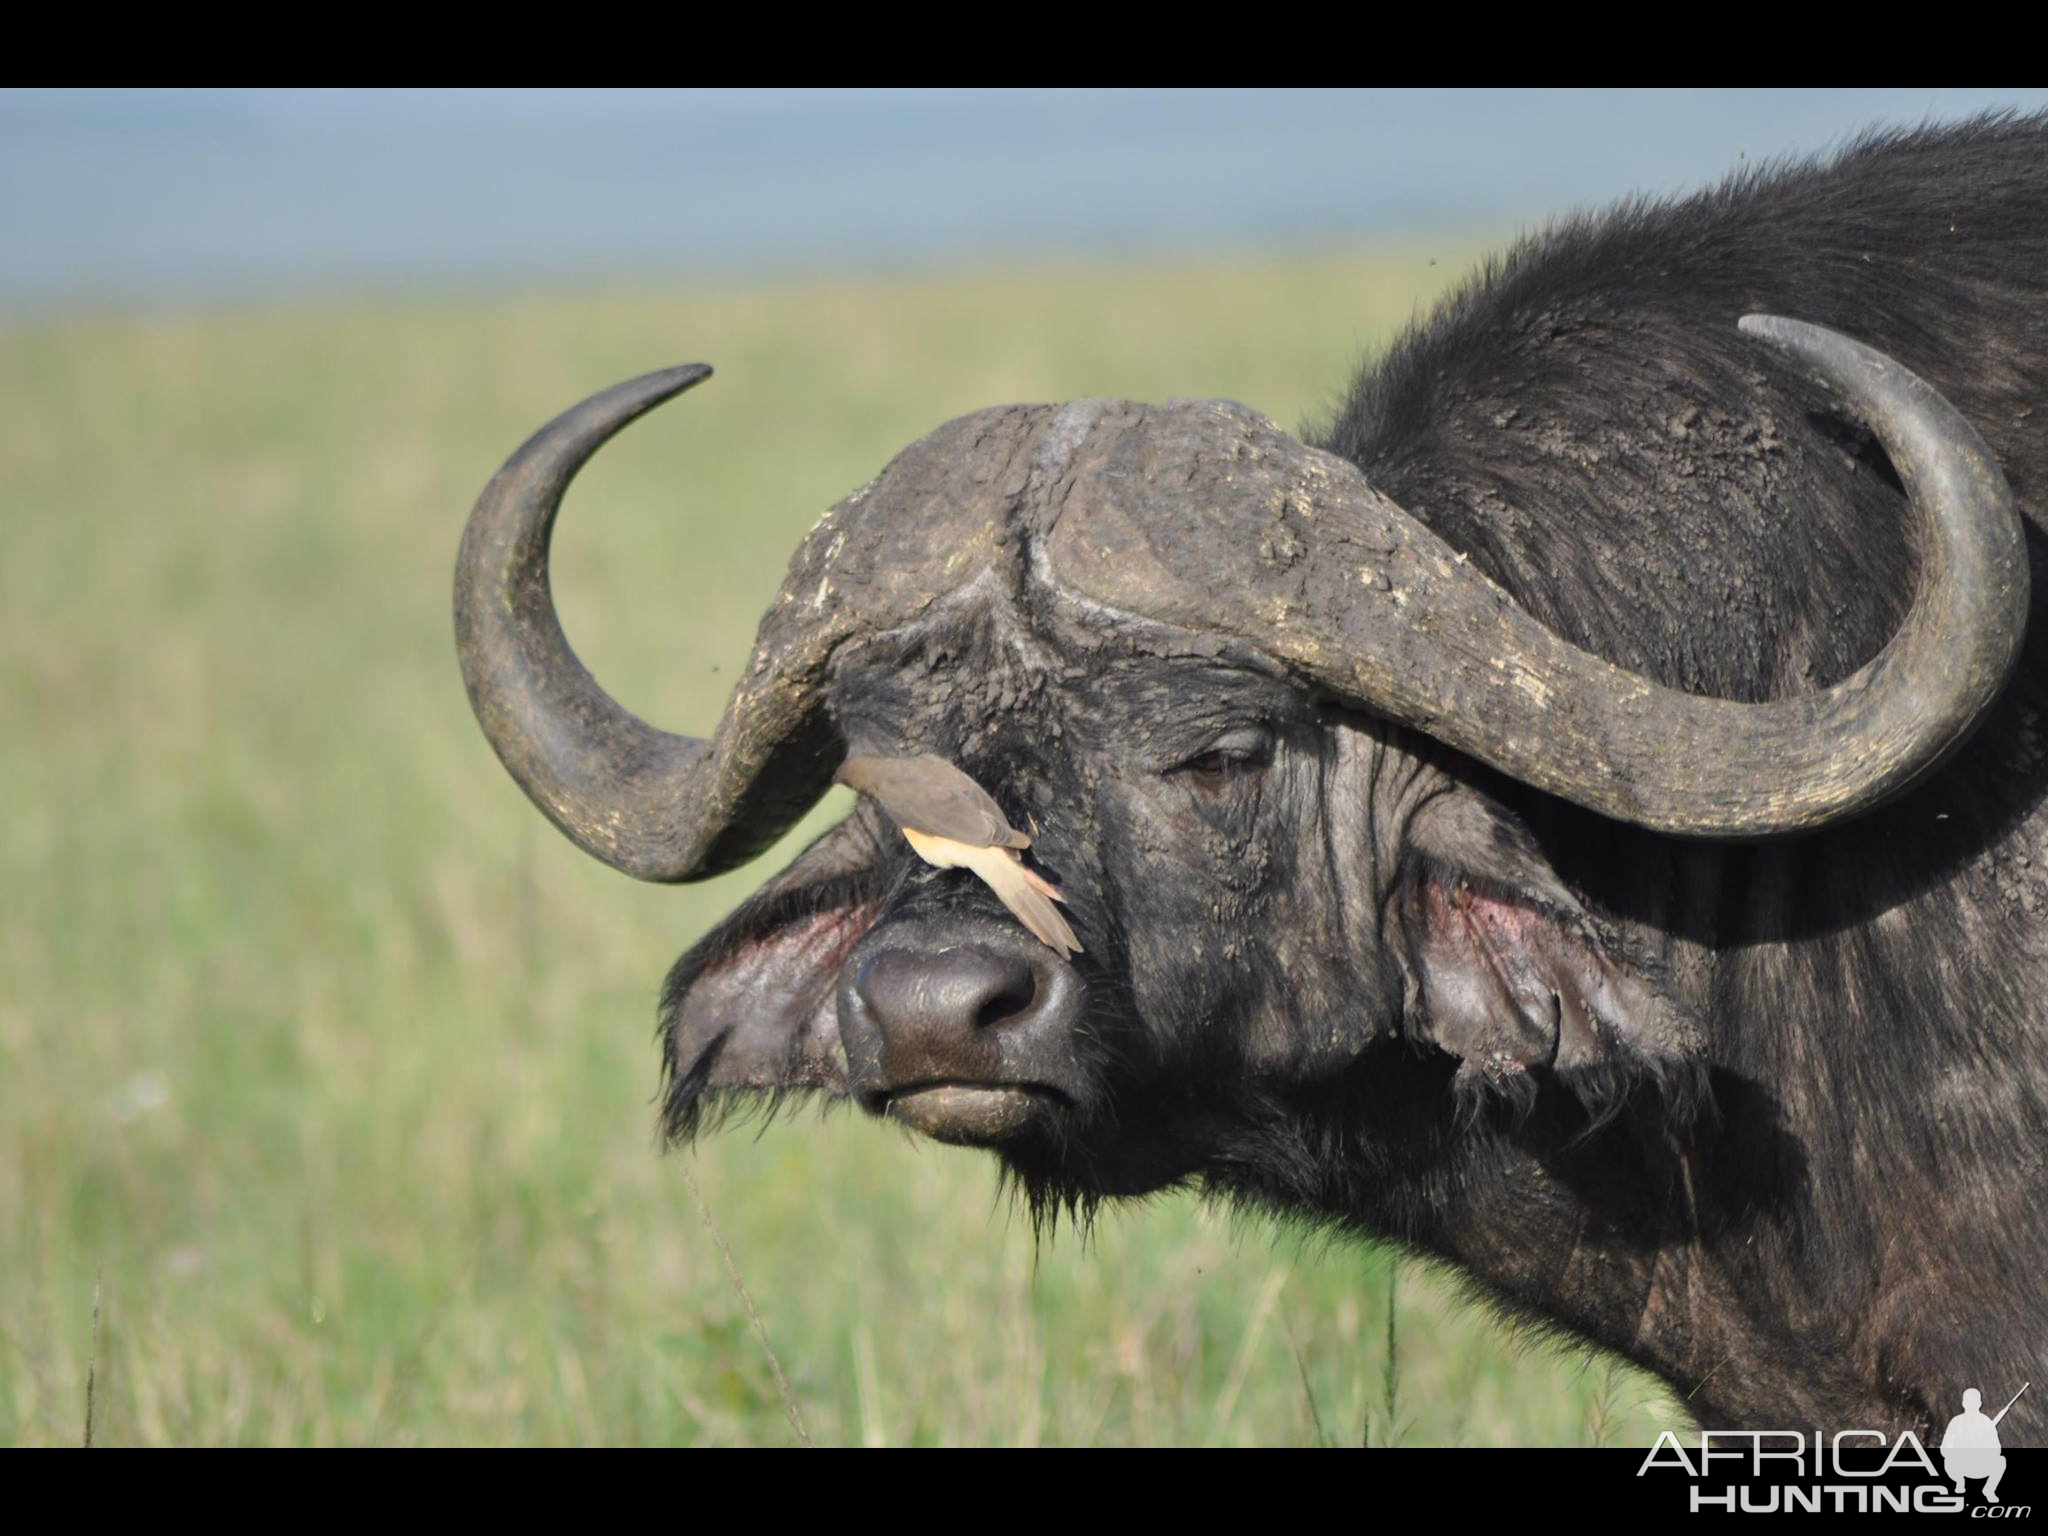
[1397, 788, 1707, 1129]
[657, 812, 886, 1144]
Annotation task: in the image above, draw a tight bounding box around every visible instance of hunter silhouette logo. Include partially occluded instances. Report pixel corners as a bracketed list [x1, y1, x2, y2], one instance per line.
[1942, 1383, 2027, 1505]
[1638, 1380, 2033, 1514]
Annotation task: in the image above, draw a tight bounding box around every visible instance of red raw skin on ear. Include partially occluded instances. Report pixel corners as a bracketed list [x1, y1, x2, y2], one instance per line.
[1409, 879, 1621, 1083]
[667, 807, 892, 1101]
[676, 898, 881, 1093]
[1395, 786, 1701, 1096]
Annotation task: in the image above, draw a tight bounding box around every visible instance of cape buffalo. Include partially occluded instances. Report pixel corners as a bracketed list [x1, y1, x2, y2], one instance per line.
[454, 114, 2048, 1440]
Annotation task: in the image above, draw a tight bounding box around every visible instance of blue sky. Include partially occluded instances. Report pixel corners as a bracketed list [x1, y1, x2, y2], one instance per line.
[4, 89, 2043, 309]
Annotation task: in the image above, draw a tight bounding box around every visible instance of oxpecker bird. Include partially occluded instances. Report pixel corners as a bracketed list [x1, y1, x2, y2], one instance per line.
[835, 754, 1081, 958]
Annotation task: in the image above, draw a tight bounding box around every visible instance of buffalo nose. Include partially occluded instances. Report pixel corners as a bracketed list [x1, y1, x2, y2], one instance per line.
[854, 944, 1040, 1040]
[838, 933, 1083, 1105]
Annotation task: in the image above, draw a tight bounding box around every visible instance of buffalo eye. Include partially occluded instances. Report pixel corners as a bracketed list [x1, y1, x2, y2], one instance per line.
[1169, 725, 1274, 794]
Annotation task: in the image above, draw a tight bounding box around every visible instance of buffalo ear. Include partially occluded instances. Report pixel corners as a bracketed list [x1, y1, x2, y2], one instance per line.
[1392, 791, 1703, 1117]
[659, 809, 885, 1140]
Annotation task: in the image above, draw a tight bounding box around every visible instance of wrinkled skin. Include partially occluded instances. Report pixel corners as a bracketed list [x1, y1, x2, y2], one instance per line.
[667, 583, 1698, 1149]
[655, 118, 2048, 1444]
[665, 571, 2048, 1442]
[662, 587, 1730, 1357]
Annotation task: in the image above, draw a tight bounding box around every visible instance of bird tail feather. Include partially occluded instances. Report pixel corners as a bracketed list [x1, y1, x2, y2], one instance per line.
[1020, 864, 1066, 904]
[987, 857, 1082, 957]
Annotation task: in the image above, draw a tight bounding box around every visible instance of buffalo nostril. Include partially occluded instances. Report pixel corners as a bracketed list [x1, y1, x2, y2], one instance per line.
[972, 972, 1038, 1031]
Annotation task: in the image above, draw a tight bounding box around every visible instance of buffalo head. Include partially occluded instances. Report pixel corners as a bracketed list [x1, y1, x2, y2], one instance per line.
[453, 319, 2026, 1204]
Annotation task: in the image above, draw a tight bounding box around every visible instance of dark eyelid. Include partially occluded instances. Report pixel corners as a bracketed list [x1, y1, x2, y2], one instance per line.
[1165, 721, 1275, 777]
[1204, 725, 1273, 759]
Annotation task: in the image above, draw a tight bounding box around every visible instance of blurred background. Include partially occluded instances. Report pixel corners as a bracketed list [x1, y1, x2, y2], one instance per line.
[5, 87, 2044, 1448]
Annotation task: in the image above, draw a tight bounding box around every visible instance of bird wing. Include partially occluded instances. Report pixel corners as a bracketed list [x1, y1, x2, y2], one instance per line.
[837, 754, 1029, 848]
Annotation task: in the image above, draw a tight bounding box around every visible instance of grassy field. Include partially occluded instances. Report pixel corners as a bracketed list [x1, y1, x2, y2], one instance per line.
[0, 249, 1688, 1446]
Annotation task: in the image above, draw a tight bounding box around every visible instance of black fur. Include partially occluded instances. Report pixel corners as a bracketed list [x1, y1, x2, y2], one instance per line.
[662, 114, 2048, 1439]
[1299, 113, 2048, 1438]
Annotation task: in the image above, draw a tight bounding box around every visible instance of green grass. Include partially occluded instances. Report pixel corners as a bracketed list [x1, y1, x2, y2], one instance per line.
[0, 249, 1687, 1446]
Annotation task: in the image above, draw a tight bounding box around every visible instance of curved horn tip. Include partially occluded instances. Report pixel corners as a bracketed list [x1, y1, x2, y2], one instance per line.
[656, 361, 714, 389]
[625, 361, 714, 409]
[1736, 313, 1867, 372]
[592, 361, 715, 422]
[505, 363, 717, 470]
